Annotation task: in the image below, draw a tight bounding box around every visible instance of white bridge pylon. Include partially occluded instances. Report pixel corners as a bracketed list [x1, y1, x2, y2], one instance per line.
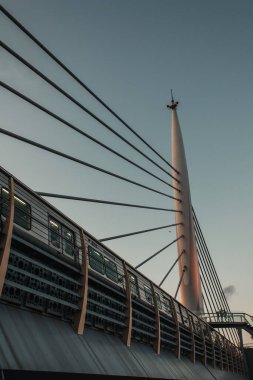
[169, 99, 204, 315]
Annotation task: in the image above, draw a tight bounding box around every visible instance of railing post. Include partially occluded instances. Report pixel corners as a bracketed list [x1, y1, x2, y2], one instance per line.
[171, 299, 180, 359]
[227, 340, 233, 373]
[186, 311, 195, 363]
[228, 315, 236, 372]
[235, 346, 240, 374]
[223, 337, 229, 371]
[219, 335, 224, 371]
[122, 261, 132, 347]
[150, 283, 161, 354]
[231, 346, 238, 373]
[0, 176, 14, 296]
[199, 320, 207, 366]
[73, 228, 88, 335]
[236, 346, 241, 374]
[207, 325, 215, 368]
[235, 348, 239, 373]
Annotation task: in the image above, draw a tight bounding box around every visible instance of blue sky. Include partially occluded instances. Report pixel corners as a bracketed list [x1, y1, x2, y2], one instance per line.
[0, 0, 252, 343]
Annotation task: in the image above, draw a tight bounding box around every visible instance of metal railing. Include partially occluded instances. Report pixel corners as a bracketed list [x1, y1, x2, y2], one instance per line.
[0, 167, 246, 374]
[200, 312, 253, 325]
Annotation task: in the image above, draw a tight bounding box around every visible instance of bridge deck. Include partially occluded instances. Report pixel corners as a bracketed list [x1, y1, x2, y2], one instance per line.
[0, 303, 248, 380]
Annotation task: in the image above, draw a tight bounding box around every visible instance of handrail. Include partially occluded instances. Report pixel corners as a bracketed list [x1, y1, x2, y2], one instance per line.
[243, 343, 253, 348]
[0, 176, 15, 295]
[200, 312, 253, 325]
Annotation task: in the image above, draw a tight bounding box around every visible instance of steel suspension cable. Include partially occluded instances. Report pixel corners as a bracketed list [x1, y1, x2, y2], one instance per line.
[198, 254, 238, 346]
[159, 250, 185, 287]
[193, 208, 232, 310]
[193, 208, 239, 345]
[200, 276, 211, 315]
[197, 249, 220, 315]
[0, 81, 180, 192]
[0, 41, 179, 182]
[0, 5, 179, 174]
[196, 235, 225, 313]
[193, 210, 231, 312]
[1, 3, 240, 344]
[0, 127, 182, 202]
[36, 193, 181, 212]
[99, 223, 181, 242]
[194, 212, 239, 345]
[196, 234, 225, 311]
[197, 254, 216, 316]
[174, 266, 186, 300]
[197, 248, 229, 341]
[135, 235, 184, 269]
[195, 226, 236, 344]
[197, 237, 234, 343]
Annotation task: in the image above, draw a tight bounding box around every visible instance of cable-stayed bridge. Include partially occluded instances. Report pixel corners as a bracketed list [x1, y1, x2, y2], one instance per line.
[0, 5, 252, 380]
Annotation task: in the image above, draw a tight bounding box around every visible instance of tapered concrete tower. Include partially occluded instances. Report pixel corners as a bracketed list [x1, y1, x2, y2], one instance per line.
[168, 97, 204, 315]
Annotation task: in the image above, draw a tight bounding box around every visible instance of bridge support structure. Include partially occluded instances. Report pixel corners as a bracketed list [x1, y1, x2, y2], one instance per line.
[168, 99, 204, 315]
[237, 328, 249, 378]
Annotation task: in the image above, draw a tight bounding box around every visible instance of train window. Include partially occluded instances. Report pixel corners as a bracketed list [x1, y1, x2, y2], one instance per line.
[1, 187, 31, 230]
[49, 218, 61, 249]
[88, 246, 104, 274]
[163, 297, 173, 315]
[128, 272, 139, 297]
[62, 227, 75, 257]
[155, 292, 162, 309]
[180, 306, 189, 326]
[48, 217, 76, 258]
[144, 285, 153, 305]
[174, 302, 182, 323]
[104, 257, 118, 283]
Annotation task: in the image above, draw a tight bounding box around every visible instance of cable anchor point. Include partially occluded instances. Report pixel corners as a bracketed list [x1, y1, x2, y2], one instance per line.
[167, 89, 179, 110]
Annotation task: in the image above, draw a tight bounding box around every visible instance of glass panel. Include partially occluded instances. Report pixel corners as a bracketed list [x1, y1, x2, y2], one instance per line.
[173, 301, 182, 323]
[14, 196, 31, 230]
[1, 188, 31, 230]
[88, 246, 104, 274]
[200, 320, 209, 338]
[144, 285, 153, 305]
[128, 272, 139, 297]
[62, 226, 75, 257]
[155, 292, 162, 309]
[104, 257, 118, 282]
[163, 296, 173, 315]
[190, 314, 201, 334]
[180, 305, 190, 327]
[1, 188, 10, 217]
[49, 218, 61, 249]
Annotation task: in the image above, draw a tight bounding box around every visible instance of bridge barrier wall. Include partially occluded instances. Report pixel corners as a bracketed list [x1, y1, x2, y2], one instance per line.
[245, 348, 253, 380]
[0, 304, 249, 380]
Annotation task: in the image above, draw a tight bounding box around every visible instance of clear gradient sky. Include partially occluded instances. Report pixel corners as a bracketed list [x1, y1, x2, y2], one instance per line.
[0, 0, 252, 344]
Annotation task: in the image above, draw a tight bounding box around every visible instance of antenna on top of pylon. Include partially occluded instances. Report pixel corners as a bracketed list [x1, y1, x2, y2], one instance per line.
[167, 89, 179, 110]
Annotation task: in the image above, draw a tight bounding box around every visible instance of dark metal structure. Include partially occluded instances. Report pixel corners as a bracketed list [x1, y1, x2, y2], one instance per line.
[0, 165, 247, 379]
[201, 313, 253, 336]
